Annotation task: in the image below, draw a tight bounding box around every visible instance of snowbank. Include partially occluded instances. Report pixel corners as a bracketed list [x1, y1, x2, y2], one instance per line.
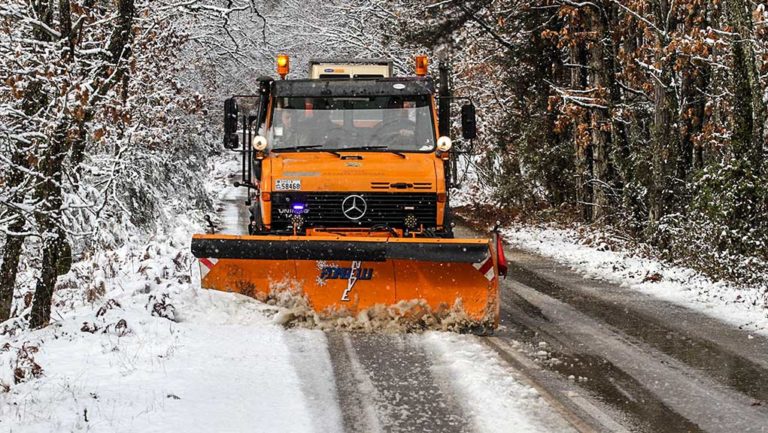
[0, 224, 338, 433]
[0, 156, 343, 433]
[503, 224, 768, 336]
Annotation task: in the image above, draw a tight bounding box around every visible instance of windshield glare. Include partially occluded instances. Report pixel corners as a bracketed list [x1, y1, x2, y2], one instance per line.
[269, 96, 436, 152]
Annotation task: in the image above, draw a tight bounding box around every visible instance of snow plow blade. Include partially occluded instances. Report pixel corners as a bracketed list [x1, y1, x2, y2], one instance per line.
[191, 234, 500, 330]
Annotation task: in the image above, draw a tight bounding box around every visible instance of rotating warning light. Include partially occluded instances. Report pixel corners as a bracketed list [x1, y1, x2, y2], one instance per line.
[277, 54, 290, 79]
[415, 55, 428, 76]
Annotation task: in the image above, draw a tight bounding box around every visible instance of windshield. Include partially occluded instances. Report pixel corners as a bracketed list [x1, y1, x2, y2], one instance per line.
[269, 95, 436, 152]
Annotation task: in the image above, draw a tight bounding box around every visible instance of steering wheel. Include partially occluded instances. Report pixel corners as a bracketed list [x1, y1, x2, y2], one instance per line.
[322, 127, 357, 147]
[371, 119, 416, 147]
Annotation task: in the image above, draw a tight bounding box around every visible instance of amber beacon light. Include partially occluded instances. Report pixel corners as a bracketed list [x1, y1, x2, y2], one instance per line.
[277, 54, 290, 79]
[415, 55, 428, 76]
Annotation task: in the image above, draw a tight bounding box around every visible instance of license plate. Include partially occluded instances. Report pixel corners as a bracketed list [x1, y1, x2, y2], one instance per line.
[275, 179, 301, 191]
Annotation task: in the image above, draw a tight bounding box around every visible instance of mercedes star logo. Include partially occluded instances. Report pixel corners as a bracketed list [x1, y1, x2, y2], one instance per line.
[341, 195, 367, 221]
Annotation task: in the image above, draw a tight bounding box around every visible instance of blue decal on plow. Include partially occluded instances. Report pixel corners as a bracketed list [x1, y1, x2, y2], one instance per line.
[320, 267, 373, 280]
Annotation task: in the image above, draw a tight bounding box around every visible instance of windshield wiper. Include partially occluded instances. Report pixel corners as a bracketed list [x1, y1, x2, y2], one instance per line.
[341, 146, 406, 159]
[276, 144, 341, 158]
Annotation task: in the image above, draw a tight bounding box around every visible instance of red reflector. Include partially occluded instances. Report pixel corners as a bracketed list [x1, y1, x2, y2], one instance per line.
[437, 193, 447, 203]
[496, 233, 508, 278]
[261, 192, 271, 202]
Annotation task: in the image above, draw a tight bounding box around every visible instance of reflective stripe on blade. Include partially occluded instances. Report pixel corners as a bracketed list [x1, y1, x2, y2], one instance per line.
[473, 254, 495, 281]
[199, 257, 219, 279]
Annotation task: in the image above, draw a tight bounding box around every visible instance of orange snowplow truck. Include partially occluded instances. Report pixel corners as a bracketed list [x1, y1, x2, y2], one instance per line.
[191, 56, 504, 332]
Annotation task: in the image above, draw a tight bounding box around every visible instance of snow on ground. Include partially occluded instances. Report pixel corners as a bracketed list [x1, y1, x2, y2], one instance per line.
[423, 332, 576, 433]
[0, 222, 341, 433]
[0, 156, 341, 433]
[449, 164, 496, 209]
[503, 224, 768, 336]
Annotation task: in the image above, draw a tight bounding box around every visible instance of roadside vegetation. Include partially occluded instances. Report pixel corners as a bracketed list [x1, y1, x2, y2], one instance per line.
[1, 0, 766, 330]
[381, 1, 768, 288]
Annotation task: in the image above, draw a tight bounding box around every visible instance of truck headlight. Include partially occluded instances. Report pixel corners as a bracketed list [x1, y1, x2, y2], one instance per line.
[253, 135, 268, 151]
[437, 136, 452, 152]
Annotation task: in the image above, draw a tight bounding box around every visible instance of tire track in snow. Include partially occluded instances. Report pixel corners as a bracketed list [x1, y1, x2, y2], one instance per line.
[490, 274, 768, 432]
[327, 332, 471, 433]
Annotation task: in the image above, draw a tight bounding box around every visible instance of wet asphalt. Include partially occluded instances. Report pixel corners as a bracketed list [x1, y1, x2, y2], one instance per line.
[327, 333, 472, 433]
[217, 181, 476, 433]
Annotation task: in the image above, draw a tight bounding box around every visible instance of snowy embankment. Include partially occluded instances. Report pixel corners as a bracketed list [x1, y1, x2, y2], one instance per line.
[0, 157, 334, 432]
[503, 225, 768, 336]
[0, 218, 336, 432]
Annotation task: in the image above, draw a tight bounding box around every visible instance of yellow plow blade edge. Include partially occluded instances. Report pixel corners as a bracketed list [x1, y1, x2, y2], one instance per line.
[191, 234, 500, 330]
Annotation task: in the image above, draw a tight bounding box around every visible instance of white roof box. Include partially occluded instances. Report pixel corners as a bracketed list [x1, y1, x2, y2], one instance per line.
[308, 58, 393, 79]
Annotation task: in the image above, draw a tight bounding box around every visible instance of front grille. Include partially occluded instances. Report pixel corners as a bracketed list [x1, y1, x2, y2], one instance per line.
[271, 192, 437, 229]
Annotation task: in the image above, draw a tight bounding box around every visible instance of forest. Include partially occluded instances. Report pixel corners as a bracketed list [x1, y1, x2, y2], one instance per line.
[393, 0, 768, 288]
[1, 0, 767, 329]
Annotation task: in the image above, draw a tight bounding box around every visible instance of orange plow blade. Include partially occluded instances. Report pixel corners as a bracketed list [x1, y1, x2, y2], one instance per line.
[191, 234, 500, 331]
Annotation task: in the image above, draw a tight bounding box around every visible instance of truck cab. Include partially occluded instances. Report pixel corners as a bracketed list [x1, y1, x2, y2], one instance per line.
[223, 56, 475, 239]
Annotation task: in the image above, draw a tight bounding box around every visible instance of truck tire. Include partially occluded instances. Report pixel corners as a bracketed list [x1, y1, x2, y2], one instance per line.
[248, 202, 262, 235]
[442, 207, 455, 238]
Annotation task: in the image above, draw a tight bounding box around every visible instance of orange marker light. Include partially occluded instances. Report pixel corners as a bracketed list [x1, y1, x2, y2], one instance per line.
[415, 55, 428, 76]
[277, 54, 290, 79]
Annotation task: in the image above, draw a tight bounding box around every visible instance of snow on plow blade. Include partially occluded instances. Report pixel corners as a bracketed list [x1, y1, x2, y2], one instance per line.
[191, 234, 500, 330]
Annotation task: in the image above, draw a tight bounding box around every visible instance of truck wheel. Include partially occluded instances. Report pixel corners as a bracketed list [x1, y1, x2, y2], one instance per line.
[442, 207, 455, 238]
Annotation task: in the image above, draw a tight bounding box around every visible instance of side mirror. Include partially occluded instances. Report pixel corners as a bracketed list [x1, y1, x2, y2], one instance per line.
[461, 103, 477, 140]
[224, 97, 239, 149]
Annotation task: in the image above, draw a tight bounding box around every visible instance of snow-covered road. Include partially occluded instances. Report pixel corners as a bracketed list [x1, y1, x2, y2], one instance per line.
[0, 285, 575, 433]
[326, 331, 574, 433]
[5, 165, 768, 433]
[0, 174, 577, 433]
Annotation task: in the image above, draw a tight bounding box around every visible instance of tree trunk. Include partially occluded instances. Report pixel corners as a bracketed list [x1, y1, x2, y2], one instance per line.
[0, 221, 25, 322]
[0, 78, 49, 321]
[1, 0, 55, 323]
[28, 0, 136, 328]
[28, 228, 66, 328]
[599, 0, 629, 182]
[680, 63, 709, 177]
[570, 44, 592, 221]
[28, 120, 68, 329]
[588, 6, 614, 222]
[725, 0, 765, 172]
[649, 63, 678, 225]
[648, 1, 680, 228]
